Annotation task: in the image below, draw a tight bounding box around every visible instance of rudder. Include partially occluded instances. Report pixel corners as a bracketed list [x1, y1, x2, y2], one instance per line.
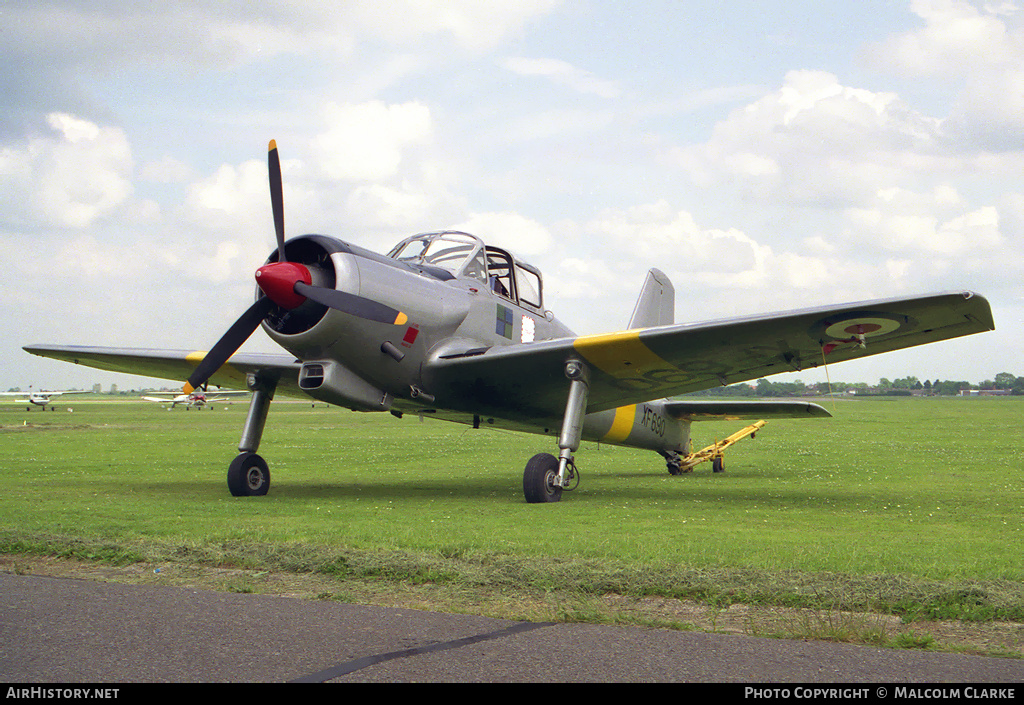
[628, 268, 675, 329]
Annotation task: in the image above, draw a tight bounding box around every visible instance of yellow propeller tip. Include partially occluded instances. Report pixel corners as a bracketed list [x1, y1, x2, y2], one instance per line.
[183, 383, 195, 394]
[395, 312, 409, 326]
[268, 139, 277, 151]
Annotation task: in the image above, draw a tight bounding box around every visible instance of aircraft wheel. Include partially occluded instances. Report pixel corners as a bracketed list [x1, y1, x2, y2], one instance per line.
[228, 452, 271, 496]
[712, 456, 725, 473]
[523, 453, 562, 503]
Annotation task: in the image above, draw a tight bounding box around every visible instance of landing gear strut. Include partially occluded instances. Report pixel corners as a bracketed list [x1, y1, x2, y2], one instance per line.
[228, 374, 278, 497]
[523, 360, 588, 503]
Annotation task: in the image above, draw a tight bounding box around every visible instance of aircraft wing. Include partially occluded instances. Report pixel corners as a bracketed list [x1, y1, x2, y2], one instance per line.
[661, 399, 832, 420]
[422, 291, 993, 419]
[204, 392, 252, 402]
[22, 345, 302, 395]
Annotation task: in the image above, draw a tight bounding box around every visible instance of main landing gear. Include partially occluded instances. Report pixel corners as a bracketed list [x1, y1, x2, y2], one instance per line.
[228, 452, 270, 496]
[523, 360, 587, 504]
[227, 374, 278, 497]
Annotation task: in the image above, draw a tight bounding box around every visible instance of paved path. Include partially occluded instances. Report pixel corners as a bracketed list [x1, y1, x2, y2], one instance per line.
[2, 573, 1023, 683]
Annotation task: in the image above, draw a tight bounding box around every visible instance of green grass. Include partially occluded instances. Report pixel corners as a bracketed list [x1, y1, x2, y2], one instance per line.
[2, 396, 1024, 633]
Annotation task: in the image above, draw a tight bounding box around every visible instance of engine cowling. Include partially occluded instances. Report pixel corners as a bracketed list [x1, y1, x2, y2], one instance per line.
[260, 235, 340, 336]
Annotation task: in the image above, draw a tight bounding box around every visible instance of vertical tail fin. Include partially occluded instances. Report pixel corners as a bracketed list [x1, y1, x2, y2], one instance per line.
[628, 268, 674, 329]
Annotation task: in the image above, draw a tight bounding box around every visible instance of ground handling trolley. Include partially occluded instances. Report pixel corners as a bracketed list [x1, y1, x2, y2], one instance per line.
[672, 420, 767, 474]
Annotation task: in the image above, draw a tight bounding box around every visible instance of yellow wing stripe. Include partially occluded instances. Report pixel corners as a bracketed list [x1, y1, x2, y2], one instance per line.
[572, 330, 673, 377]
[603, 404, 636, 443]
[183, 350, 248, 390]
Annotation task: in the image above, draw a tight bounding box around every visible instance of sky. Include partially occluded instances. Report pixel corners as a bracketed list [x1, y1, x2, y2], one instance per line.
[2, 0, 1022, 391]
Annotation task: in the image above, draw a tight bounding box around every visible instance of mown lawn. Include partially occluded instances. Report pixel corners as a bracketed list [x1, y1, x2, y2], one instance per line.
[2, 396, 1023, 624]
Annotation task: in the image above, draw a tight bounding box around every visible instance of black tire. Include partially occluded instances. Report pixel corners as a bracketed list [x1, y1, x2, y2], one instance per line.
[523, 453, 562, 503]
[712, 456, 725, 473]
[228, 452, 271, 496]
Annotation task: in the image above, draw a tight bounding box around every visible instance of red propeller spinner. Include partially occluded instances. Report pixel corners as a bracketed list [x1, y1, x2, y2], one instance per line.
[255, 261, 311, 310]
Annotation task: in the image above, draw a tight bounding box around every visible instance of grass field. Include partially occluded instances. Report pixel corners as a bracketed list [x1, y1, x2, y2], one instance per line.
[2, 395, 1023, 652]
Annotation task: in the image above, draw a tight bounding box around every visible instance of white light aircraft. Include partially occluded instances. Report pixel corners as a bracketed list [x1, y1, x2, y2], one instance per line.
[141, 389, 250, 409]
[0, 387, 90, 411]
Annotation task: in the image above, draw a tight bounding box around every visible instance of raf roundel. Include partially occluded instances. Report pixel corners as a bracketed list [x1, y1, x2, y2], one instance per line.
[824, 316, 902, 340]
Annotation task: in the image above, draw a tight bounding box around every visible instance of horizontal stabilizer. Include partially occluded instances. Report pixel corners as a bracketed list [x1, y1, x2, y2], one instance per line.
[663, 399, 831, 421]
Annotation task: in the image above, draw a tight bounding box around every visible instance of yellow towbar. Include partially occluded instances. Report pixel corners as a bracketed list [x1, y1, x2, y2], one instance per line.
[677, 420, 766, 473]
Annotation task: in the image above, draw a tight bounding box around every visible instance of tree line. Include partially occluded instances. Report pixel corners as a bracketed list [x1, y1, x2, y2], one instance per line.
[9, 374, 1024, 398]
[689, 372, 1024, 397]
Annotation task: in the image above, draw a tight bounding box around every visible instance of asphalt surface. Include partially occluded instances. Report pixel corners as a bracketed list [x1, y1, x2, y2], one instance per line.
[2, 572, 1023, 683]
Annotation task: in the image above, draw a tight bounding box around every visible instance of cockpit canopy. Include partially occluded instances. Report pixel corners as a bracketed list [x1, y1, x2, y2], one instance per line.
[387, 231, 543, 311]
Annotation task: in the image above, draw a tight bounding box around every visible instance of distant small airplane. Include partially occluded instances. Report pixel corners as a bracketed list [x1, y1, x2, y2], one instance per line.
[142, 389, 250, 409]
[0, 387, 89, 411]
[24, 141, 996, 502]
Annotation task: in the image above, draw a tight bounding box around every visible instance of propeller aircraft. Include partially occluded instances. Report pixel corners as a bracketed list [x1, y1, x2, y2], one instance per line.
[24, 142, 995, 502]
[0, 387, 90, 411]
[141, 388, 250, 409]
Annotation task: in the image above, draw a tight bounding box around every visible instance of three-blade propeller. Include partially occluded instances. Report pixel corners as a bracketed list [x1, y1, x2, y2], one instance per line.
[183, 141, 408, 394]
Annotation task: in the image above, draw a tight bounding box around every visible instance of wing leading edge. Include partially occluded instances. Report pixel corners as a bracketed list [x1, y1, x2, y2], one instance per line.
[423, 291, 993, 419]
[22, 345, 302, 394]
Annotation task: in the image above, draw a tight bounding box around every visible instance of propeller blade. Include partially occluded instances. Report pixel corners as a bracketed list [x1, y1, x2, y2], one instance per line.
[183, 296, 275, 393]
[294, 281, 408, 326]
[268, 140, 286, 262]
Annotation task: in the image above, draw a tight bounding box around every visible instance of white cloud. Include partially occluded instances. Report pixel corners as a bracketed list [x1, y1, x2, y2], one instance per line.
[671, 70, 949, 207]
[0, 113, 133, 228]
[312, 101, 432, 182]
[502, 57, 620, 98]
[876, 0, 1019, 75]
[562, 201, 849, 306]
[186, 160, 268, 219]
[456, 212, 553, 257]
[4, 2, 564, 72]
[869, 0, 1024, 144]
[140, 156, 194, 183]
[845, 204, 1002, 256]
[582, 201, 764, 274]
[984, 2, 1019, 16]
[344, 0, 563, 51]
[346, 184, 438, 229]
